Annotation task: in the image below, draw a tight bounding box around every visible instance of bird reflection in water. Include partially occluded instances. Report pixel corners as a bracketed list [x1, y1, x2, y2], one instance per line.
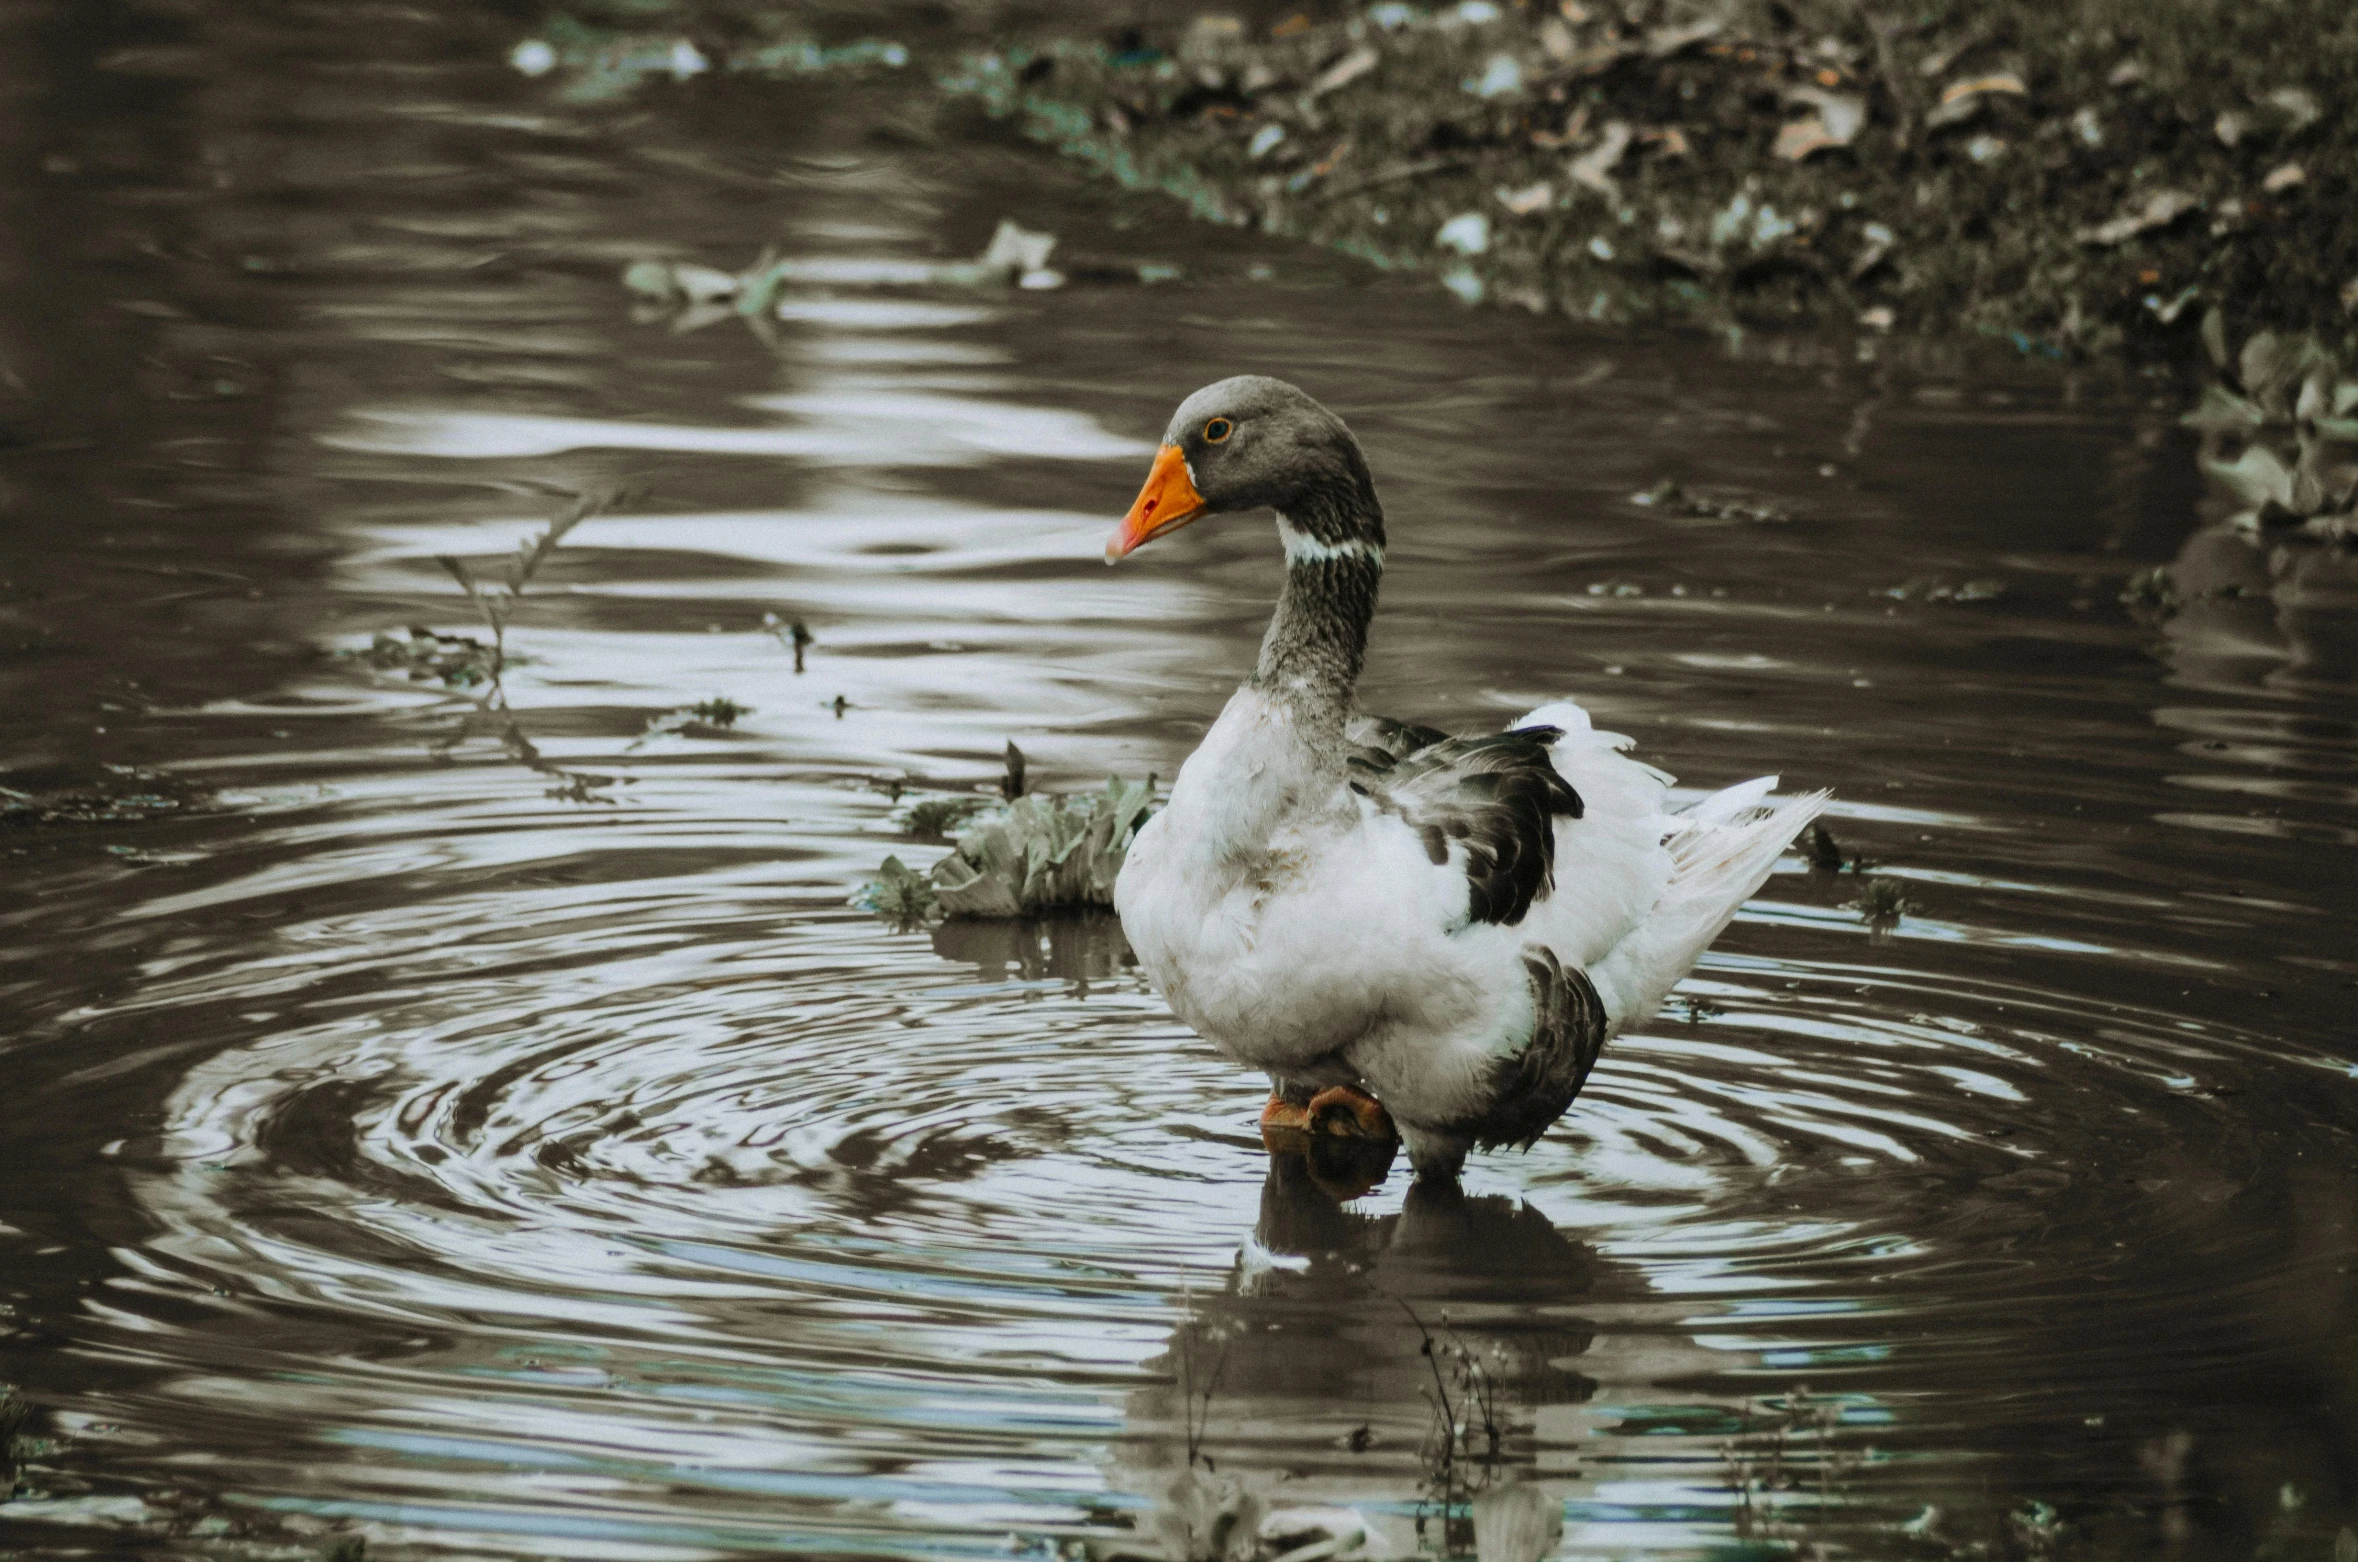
[931, 910, 1131, 988]
[1113, 1152, 1616, 1560]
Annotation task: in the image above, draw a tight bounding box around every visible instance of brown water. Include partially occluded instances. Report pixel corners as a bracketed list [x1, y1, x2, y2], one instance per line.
[5, 5, 2357, 1559]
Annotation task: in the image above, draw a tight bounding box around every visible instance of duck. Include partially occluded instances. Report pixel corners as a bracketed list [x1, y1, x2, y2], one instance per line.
[1105, 376, 1828, 1182]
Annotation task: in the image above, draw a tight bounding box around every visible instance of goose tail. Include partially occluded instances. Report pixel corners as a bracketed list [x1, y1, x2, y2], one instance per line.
[1593, 779, 1830, 1032]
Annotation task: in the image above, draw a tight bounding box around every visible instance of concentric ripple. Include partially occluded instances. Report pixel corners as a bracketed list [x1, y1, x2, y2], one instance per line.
[4, 10, 2356, 1559]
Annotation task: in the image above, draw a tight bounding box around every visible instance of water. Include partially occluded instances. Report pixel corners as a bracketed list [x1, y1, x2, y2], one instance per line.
[4, 5, 2357, 1559]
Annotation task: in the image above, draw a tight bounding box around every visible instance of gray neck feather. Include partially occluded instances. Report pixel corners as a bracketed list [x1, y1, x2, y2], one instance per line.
[1252, 493, 1386, 743]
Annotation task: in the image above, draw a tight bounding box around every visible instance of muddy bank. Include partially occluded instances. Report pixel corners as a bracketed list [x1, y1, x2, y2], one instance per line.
[526, 0, 2358, 363]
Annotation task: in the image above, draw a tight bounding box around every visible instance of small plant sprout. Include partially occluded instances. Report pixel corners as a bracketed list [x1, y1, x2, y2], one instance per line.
[1001, 741, 1027, 800]
[763, 612, 814, 672]
[2121, 565, 2180, 622]
[1847, 875, 1910, 930]
[432, 491, 605, 703]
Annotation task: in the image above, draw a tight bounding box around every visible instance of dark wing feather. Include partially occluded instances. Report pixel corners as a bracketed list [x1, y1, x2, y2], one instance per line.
[1458, 949, 1610, 1150]
[1363, 721, 1583, 927]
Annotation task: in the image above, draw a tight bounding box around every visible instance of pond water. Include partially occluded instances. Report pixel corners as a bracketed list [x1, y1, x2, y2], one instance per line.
[4, 5, 2357, 1560]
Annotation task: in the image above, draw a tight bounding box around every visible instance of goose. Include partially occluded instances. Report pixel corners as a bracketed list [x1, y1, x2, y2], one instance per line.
[1105, 376, 1828, 1182]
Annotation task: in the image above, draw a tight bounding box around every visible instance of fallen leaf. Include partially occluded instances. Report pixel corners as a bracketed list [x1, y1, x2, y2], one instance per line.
[1649, 126, 1691, 157]
[1306, 45, 1379, 97]
[1917, 34, 1988, 78]
[1645, 19, 1722, 58]
[2263, 163, 2305, 193]
[1567, 119, 1632, 197]
[1774, 121, 1839, 160]
[2268, 86, 2321, 132]
[1926, 71, 2025, 128]
[2107, 59, 2145, 87]
[2180, 382, 2266, 435]
[1775, 87, 1864, 159]
[1435, 211, 1492, 255]
[1940, 71, 2025, 104]
[1850, 220, 1895, 279]
[2215, 110, 2250, 148]
[2207, 444, 2294, 511]
[1465, 52, 1523, 98]
[1496, 179, 1555, 215]
[2076, 189, 2199, 246]
[1530, 103, 1589, 147]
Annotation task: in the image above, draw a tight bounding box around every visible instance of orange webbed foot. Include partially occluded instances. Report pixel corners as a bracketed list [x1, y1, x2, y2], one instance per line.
[1306, 1085, 1395, 1140]
[1260, 1086, 1395, 1152]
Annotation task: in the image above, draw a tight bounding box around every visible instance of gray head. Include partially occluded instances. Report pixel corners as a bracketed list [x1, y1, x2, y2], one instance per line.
[1106, 376, 1384, 561]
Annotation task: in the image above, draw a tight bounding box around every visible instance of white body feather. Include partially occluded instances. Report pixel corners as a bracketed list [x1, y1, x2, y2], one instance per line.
[1116, 689, 1827, 1136]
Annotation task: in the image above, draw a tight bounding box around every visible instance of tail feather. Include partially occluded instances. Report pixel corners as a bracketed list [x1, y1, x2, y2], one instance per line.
[1592, 781, 1829, 1032]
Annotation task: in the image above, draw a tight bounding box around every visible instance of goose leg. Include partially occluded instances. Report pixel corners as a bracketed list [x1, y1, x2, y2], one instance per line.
[1260, 1082, 1395, 1147]
[1261, 1081, 1401, 1201]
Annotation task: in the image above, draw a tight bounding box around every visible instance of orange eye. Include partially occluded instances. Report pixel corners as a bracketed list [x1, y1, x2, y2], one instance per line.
[1202, 417, 1234, 443]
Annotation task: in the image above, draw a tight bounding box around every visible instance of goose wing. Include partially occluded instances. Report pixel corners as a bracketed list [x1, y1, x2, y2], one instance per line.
[1346, 715, 1586, 930]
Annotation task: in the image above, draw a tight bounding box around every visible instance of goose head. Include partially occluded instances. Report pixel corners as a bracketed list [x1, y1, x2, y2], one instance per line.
[1106, 376, 1384, 563]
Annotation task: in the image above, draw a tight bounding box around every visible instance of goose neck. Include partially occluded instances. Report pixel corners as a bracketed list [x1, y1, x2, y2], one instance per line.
[1252, 505, 1385, 731]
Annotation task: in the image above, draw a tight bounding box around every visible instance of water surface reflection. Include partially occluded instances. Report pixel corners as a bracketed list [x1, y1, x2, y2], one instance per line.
[1, 4, 2355, 1560]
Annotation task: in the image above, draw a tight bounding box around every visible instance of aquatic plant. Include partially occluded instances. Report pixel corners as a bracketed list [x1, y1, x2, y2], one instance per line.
[1399, 1301, 1510, 1557]
[854, 856, 938, 932]
[345, 626, 502, 688]
[436, 494, 598, 699]
[628, 697, 753, 749]
[899, 794, 992, 838]
[1720, 1385, 1859, 1551]
[931, 777, 1157, 919]
[858, 776, 1156, 925]
[2, 1385, 52, 1498]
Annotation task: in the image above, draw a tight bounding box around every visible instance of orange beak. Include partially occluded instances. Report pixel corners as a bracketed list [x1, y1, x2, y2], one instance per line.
[1105, 444, 1207, 563]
